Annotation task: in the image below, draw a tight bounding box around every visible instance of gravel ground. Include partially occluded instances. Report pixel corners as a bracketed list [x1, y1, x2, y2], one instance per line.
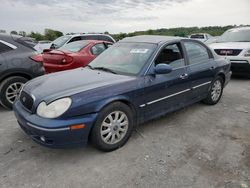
[0, 78, 250, 188]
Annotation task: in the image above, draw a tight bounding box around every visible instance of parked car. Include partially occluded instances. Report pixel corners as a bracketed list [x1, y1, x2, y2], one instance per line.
[13, 35, 231, 151]
[50, 34, 116, 49]
[33, 40, 52, 53]
[0, 34, 44, 109]
[205, 36, 219, 45]
[43, 40, 112, 73]
[209, 27, 250, 76]
[189, 33, 212, 42]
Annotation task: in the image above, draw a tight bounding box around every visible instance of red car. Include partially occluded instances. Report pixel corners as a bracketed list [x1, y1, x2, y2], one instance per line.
[42, 40, 112, 73]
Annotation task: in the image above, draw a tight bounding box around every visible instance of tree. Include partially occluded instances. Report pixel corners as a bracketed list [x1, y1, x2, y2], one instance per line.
[19, 31, 26, 36]
[44, 29, 63, 41]
[28, 31, 44, 41]
[10, 31, 18, 35]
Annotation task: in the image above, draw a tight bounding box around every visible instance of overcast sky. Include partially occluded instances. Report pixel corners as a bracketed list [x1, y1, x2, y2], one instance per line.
[0, 0, 249, 34]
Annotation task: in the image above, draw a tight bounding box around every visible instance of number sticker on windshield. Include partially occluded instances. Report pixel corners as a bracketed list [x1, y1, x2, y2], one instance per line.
[130, 49, 149, 54]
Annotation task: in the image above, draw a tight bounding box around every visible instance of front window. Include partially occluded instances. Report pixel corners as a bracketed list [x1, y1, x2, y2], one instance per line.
[59, 41, 89, 52]
[155, 43, 185, 69]
[217, 28, 250, 42]
[90, 42, 157, 75]
[52, 35, 71, 49]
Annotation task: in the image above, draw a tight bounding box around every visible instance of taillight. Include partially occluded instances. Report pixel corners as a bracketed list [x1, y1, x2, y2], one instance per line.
[30, 54, 43, 63]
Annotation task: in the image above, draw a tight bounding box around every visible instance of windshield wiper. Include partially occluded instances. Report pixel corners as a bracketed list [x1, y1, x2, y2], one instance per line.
[92, 67, 117, 74]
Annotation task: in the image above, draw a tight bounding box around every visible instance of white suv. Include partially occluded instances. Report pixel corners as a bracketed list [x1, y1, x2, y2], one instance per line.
[209, 27, 250, 76]
[50, 33, 116, 49]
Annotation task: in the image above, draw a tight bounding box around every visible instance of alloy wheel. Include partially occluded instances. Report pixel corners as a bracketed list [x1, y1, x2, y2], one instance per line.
[100, 111, 129, 145]
[211, 80, 222, 102]
[5, 82, 23, 104]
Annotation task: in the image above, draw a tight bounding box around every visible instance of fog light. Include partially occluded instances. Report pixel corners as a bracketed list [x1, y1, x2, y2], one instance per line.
[40, 136, 46, 142]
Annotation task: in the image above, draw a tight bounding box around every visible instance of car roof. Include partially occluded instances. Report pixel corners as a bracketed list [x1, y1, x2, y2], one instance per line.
[227, 27, 250, 32]
[67, 33, 113, 37]
[120, 35, 184, 44]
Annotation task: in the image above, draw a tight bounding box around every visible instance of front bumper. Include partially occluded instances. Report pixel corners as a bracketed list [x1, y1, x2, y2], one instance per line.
[13, 100, 98, 148]
[226, 57, 250, 75]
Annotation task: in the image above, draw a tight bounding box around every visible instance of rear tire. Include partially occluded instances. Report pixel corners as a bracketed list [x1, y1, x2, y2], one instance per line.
[203, 76, 224, 105]
[0, 76, 28, 109]
[90, 102, 134, 152]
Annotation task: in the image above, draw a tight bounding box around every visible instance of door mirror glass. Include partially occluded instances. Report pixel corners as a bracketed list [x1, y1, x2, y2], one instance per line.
[154, 63, 173, 74]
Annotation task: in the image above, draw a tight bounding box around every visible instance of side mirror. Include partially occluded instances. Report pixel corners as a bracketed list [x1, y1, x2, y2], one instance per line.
[154, 63, 173, 74]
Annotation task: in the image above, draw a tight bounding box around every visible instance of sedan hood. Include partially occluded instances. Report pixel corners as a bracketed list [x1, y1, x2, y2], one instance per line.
[23, 68, 135, 102]
[209, 42, 250, 49]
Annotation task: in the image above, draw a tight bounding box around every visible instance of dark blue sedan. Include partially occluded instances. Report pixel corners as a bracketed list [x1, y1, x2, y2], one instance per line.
[13, 35, 232, 151]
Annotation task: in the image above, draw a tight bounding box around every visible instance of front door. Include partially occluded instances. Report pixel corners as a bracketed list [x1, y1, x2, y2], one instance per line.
[142, 42, 190, 121]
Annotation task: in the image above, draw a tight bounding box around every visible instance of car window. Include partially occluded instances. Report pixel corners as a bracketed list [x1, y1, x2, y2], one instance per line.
[155, 43, 185, 69]
[0, 42, 14, 54]
[59, 40, 89, 52]
[68, 36, 82, 43]
[190, 34, 205, 39]
[184, 42, 209, 65]
[82, 35, 99, 40]
[105, 43, 113, 48]
[52, 35, 71, 49]
[98, 36, 114, 43]
[91, 43, 106, 55]
[90, 42, 157, 75]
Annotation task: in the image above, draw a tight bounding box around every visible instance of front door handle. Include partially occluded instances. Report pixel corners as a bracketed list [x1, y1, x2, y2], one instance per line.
[180, 73, 188, 79]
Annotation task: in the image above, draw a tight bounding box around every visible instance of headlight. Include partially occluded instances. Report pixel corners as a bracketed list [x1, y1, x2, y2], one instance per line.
[37, 97, 72, 118]
[244, 49, 250, 57]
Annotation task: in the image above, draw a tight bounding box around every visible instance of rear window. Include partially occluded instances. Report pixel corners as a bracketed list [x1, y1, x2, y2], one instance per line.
[0, 42, 14, 53]
[190, 34, 205, 39]
[52, 35, 71, 49]
[59, 40, 89, 52]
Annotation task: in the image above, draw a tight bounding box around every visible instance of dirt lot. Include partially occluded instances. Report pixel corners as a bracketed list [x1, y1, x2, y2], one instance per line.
[0, 78, 250, 188]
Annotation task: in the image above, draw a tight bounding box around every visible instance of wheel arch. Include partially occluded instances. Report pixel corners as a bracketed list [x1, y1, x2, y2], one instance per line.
[216, 72, 226, 85]
[0, 71, 32, 83]
[96, 96, 137, 120]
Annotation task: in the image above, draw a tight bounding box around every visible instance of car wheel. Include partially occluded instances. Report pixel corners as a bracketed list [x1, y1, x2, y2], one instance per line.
[0, 76, 28, 109]
[90, 102, 134, 152]
[203, 76, 224, 105]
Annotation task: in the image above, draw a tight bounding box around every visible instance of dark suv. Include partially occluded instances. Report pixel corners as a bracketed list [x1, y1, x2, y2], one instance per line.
[0, 34, 45, 109]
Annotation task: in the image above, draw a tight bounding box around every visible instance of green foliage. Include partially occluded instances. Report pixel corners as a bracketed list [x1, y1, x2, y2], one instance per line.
[111, 25, 249, 41]
[10, 31, 18, 35]
[44, 29, 63, 41]
[26, 29, 64, 41]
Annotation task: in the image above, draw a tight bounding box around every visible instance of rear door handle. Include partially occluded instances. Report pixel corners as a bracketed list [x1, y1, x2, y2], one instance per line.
[180, 73, 188, 79]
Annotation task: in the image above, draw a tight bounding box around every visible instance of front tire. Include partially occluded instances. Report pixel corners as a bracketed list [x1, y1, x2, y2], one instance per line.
[203, 76, 224, 105]
[0, 76, 28, 109]
[90, 102, 134, 152]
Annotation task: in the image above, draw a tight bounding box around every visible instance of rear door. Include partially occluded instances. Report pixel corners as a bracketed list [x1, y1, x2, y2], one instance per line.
[182, 40, 216, 99]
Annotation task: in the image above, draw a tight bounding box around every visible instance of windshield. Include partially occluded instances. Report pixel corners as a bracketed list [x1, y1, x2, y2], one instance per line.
[217, 28, 250, 42]
[52, 35, 71, 48]
[59, 40, 89, 52]
[89, 42, 157, 75]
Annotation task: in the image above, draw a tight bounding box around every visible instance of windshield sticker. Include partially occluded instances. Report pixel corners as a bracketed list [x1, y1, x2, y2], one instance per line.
[130, 49, 149, 54]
